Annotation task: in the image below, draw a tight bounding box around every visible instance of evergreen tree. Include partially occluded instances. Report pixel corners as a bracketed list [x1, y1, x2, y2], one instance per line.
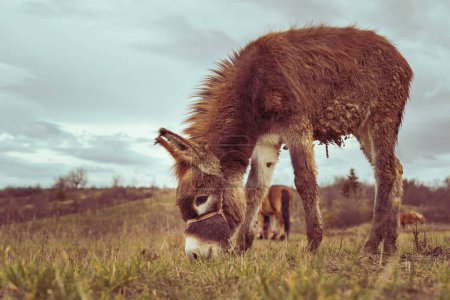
[341, 168, 361, 202]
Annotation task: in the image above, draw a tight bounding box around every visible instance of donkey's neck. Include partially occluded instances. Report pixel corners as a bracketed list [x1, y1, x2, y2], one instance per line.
[197, 128, 257, 179]
[184, 46, 263, 178]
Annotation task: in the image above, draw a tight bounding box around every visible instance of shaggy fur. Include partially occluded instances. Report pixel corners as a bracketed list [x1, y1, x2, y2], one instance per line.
[156, 25, 413, 255]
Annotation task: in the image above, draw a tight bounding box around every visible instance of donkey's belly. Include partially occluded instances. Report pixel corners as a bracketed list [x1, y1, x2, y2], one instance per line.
[311, 99, 370, 146]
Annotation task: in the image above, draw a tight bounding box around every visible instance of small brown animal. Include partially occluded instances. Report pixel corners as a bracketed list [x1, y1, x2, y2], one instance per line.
[155, 26, 413, 259]
[400, 211, 425, 228]
[255, 185, 292, 240]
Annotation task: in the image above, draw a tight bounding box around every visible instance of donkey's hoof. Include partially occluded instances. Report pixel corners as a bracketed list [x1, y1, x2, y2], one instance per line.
[383, 241, 397, 256]
[308, 238, 322, 252]
[363, 240, 381, 254]
[235, 231, 255, 254]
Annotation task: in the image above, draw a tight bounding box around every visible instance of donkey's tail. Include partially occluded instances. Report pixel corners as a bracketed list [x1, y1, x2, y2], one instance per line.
[281, 189, 290, 236]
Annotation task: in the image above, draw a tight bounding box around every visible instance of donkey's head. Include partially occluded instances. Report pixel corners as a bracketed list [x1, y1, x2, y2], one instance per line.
[155, 128, 244, 259]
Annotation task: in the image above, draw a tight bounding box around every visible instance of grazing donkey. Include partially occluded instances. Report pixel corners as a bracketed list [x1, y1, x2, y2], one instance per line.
[255, 185, 292, 240]
[400, 211, 426, 229]
[155, 26, 413, 258]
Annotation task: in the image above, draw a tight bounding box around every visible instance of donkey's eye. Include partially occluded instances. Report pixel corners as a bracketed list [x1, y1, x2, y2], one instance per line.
[195, 196, 208, 206]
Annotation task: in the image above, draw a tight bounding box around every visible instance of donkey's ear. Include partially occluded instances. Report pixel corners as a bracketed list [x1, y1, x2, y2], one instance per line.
[155, 128, 222, 176]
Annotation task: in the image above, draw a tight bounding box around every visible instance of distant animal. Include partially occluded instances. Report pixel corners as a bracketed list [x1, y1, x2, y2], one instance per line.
[400, 211, 425, 228]
[155, 25, 413, 259]
[255, 185, 292, 240]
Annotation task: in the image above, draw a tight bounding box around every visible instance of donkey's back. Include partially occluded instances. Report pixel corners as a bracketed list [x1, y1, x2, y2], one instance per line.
[238, 26, 413, 145]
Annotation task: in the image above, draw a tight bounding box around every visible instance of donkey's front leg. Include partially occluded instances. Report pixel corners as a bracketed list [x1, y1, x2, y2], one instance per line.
[289, 134, 323, 252]
[236, 142, 279, 253]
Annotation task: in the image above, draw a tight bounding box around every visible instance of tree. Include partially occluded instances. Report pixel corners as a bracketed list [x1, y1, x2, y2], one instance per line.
[341, 168, 361, 202]
[444, 176, 450, 189]
[112, 175, 122, 188]
[53, 176, 68, 201]
[67, 168, 88, 189]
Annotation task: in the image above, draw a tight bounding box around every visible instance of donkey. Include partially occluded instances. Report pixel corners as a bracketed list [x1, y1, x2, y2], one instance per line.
[255, 185, 292, 240]
[400, 211, 426, 229]
[155, 26, 413, 259]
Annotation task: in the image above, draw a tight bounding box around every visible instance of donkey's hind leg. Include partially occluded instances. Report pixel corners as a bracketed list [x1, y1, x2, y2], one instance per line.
[274, 211, 287, 240]
[288, 130, 323, 251]
[384, 155, 403, 253]
[359, 124, 403, 255]
[236, 138, 280, 252]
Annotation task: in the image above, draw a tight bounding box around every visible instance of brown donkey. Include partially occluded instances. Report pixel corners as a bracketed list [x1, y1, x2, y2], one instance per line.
[155, 26, 413, 258]
[400, 211, 426, 229]
[255, 185, 292, 240]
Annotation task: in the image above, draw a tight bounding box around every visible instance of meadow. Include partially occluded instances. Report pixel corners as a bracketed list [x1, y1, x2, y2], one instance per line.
[0, 189, 449, 299]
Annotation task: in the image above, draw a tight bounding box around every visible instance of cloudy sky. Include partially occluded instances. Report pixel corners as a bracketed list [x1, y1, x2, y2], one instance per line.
[0, 0, 449, 188]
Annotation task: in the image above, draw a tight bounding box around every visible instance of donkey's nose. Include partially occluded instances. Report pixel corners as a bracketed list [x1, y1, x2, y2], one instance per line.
[186, 250, 199, 260]
[185, 249, 199, 260]
[186, 247, 213, 259]
[185, 236, 221, 259]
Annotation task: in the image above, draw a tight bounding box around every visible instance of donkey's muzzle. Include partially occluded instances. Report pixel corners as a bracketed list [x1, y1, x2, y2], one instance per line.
[184, 214, 231, 259]
[185, 236, 225, 259]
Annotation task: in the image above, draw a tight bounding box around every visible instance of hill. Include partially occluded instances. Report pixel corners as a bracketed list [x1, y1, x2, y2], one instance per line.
[0, 186, 160, 225]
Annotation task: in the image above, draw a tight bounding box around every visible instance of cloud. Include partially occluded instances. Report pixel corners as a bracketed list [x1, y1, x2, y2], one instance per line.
[398, 114, 450, 161]
[134, 15, 239, 65]
[236, 0, 340, 22]
[0, 0, 449, 187]
[0, 152, 67, 184]
[0, 115, 162, 186]
[0, 118, 155, 166]
[1, 120, 76, 141]
[68, 134, 153, 165]
[20, 0, 102, 18]
[0, 117, 80, 154]
[0, 62, 35, 88]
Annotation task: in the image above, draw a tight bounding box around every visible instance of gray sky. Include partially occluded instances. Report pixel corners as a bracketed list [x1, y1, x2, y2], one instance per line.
[0, 0, 449, 188]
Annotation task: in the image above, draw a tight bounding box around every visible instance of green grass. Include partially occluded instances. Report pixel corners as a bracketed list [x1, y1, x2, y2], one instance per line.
[0, 192, 449, 299]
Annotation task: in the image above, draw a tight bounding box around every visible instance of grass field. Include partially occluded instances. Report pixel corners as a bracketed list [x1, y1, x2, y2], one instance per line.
[0, 190, 449, 299]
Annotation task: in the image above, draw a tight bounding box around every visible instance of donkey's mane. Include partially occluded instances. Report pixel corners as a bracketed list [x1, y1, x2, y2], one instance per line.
[181, 43, 261, 175]
[182, 50, 241, 141]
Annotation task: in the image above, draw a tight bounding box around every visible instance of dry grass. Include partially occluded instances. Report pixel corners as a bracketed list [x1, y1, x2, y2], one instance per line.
[0, 191, 449, 299]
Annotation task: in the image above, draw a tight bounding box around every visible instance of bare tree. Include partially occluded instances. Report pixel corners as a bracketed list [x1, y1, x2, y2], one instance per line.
[53, 176, 68, 201]
[67, 168, 88, 189]
[54, 176, 67, 190]
[112, 175, 122, 188]
[444, 176, 450, 189]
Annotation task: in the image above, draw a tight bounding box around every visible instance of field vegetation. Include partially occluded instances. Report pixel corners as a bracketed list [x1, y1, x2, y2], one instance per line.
[1, 189, 449, 299]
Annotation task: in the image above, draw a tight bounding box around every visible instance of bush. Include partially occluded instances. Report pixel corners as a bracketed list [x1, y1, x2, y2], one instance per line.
[1, 186, 43, 198]
[323, 203, 372, 229]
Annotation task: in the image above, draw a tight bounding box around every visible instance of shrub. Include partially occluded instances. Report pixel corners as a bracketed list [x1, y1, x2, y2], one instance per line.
[323, 203, 372, 229]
